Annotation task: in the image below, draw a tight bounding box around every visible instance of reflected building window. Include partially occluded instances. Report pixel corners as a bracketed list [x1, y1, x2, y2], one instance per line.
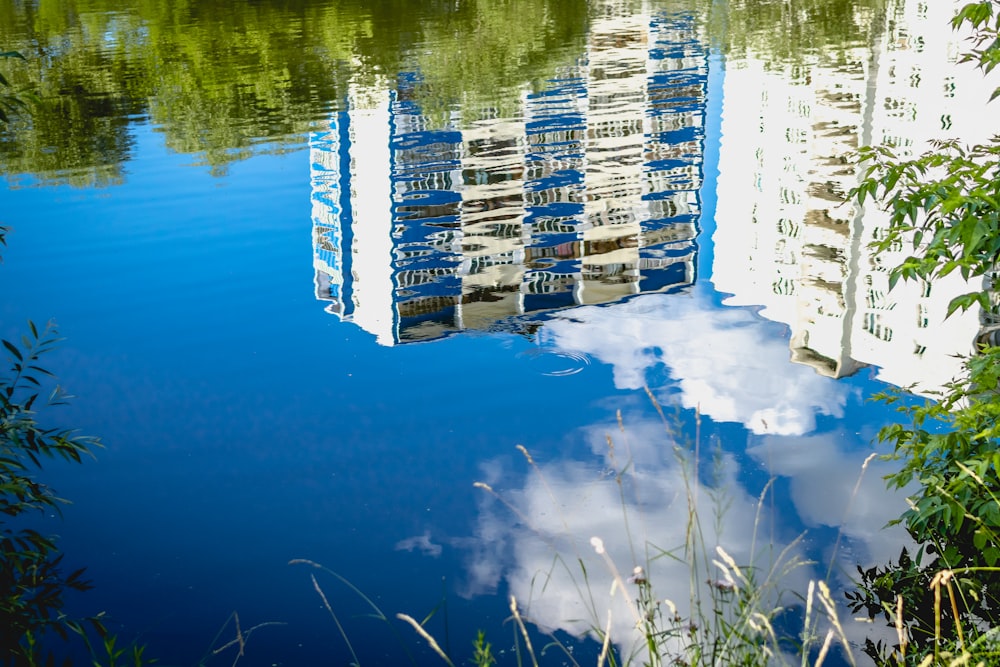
[310, 9, 708, 345]
[712, 0, 992, 390]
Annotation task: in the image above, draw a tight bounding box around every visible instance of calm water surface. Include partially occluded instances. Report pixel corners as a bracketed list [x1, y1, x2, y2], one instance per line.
[1, 0, 997, 664]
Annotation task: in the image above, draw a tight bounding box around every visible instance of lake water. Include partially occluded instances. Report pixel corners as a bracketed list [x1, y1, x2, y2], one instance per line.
[2, 0, 998, 664]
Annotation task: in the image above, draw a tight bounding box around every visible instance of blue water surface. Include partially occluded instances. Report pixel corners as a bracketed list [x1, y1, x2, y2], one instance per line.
[0, 20, 925, 667]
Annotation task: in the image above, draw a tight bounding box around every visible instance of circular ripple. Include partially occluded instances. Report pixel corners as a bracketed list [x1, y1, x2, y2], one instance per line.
[517, 348, 591, 377]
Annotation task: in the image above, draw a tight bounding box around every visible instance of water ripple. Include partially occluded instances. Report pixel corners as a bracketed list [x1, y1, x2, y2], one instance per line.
[517, 347, 592, 376]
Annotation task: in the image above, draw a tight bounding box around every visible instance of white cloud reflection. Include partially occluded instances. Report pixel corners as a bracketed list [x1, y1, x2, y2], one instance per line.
[463, 416, 801, 656]
[462, 414, 913, 660]
[538, 293, 850, 436]
[457, 294, 913, 659]
[395, 531, 444, 557]
[747, 433, 917, 573]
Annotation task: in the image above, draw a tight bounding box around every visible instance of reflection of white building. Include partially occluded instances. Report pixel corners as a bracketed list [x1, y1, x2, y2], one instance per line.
[311, 87, 398, 345]
[310, 6, 707, 345]
[713, 0, 999, 394]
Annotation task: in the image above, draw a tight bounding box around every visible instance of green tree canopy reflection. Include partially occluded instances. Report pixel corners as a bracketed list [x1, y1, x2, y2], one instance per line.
[0, 0, 587, 184]
[714, 0, 889, 66]
[0, 0, 889, 186]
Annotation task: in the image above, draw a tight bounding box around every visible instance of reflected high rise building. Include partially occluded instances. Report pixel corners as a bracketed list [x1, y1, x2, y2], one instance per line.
[713, 0, 998, 394]
[311, 85, 397, 345]
[311, 5, 708, 345]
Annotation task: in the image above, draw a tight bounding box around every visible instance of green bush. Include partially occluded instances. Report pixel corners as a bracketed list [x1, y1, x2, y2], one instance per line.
[847, 2, 1000, 663]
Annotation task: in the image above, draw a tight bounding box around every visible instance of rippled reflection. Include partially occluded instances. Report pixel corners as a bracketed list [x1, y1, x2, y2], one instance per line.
[1, 0, 998, 662]
[0, 0, 589, 184]
[311, 10, 706, 345]
[309, 0, 998, 391]
[714, 0, 998, 396]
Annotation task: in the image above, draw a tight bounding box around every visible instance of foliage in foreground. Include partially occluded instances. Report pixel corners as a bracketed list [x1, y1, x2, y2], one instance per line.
[0, 230, 153, 665]
[1, 318, 92, 655]
[846, 2, 1000, 664]
[846, 347, 1000, 664]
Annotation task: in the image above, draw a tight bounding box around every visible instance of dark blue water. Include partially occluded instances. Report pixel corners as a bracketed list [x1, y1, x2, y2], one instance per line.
[4, 3, 993, 664]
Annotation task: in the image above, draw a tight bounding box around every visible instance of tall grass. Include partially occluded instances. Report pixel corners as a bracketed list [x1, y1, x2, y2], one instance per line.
[295, 393, 879, 666]
[850, 454, 1000, 666]
[466, 396, 858, 667]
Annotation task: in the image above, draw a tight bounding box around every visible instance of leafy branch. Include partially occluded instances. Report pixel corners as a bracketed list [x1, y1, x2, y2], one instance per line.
[0, 230, 150, 664]
[0, 316, 108, 663]
[854, 138, 1000, 318]
[953, 0, 1000, 102]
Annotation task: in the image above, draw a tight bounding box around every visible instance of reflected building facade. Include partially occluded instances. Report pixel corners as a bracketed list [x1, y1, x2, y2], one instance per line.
[311, 7, 707, 345]
[713, 0, 999, 394]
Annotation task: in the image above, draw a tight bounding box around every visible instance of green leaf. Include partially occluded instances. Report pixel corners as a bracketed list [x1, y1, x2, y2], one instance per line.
[3, 339, 23, 361]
